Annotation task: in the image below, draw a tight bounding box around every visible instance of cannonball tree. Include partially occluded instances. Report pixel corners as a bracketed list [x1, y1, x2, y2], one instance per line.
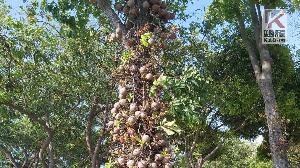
[88, 0, 178, 167]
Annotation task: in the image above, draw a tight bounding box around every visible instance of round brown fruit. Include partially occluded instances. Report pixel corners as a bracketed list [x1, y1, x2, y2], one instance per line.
[142, 134, 150, 143]
[127, 116, 136, 125]
[129, 8, 139, 17]
[148, 37, 155, 46]
[139, 66, 147, 74]
[111, 108, 117, 114]
[135, 111, 141, 118]
[155, 154, 163, 161]
[117, 157, 125, 165]
[160, 9, 168, 18]
[164, 163, 172, 168]
[137, 160, 147, 168]
[146, 73, 154, 81]
[115, 3, 123, 11]
[127, 160, 135, 167]
[119, 87, 127, 96]
[151, 4, 160, 12]
[130, 103, 138, 112]
[151, 101, 160, 111]
[133, 148, 141, 156]
[161, 2, 167, 9]
[114, 102, 121, 109]
[127, 0, 135, 7]
[150, 162, 158, 168]
[123, 6, 130, 14]
[130, 65, 137, 72]
[140, 111, 146, 118]
[115, 113, 122, 120]
[143, 1, 150, 9]
[119, 99, 127, 106]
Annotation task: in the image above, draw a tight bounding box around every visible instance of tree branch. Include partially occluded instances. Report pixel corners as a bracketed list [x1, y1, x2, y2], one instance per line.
[36, 122, 53, 168]
[195, 145, 220, 168]
[91, 100, 110, 168]
[91, 0, 125, 31]
[203, 145, 221, 161]
[249, 1, 262, 51]
[0, 146, 21, 168]
[85, 96, 101, 158]
[236, 11, 261, 81]
[249, 1, 273, 80]
[3, 102, 52, 133]
[2, 102, 54, 168]
[256, 4, 262, 25]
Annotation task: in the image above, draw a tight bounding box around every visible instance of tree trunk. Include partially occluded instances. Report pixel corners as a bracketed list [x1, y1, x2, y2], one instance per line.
[258, 46, 289, 168]
[196, 157, 204, 168]
[236, 1, 290, 167]
[259, 78, 289, 167]
[48, 141, 55, 168]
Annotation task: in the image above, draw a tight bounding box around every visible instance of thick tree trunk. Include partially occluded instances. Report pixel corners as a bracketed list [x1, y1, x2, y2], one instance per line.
[251, 2, 289, 167]
[258, 45, 289, 168]
[259, 78, 289, 168]
[236, 1, 290, 167]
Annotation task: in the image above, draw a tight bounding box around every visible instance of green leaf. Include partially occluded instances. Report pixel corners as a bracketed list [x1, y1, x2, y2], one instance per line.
[140, 32, 153, 47]
[159, 119, 182, 135]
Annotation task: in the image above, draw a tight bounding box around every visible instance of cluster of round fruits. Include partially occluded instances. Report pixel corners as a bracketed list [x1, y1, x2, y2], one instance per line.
[108, 51, 173, 167]
[108, 0, 176, 43]
[105, 0, 177, 167]
[115, 0, 175, 21]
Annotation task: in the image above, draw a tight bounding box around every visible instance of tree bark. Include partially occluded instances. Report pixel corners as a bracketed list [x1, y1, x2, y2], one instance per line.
[236, 1, 289, 167]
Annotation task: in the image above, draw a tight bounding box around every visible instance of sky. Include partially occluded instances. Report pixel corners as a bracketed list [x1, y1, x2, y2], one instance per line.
[5, 0, 300, 53]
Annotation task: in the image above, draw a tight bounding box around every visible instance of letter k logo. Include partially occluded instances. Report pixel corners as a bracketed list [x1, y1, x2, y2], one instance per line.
[266, 10, 286, 29]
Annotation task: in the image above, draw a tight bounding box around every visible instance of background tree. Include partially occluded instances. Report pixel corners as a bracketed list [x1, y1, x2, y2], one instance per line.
[204, 0, 299, 167]
[0, 1, 117, 166]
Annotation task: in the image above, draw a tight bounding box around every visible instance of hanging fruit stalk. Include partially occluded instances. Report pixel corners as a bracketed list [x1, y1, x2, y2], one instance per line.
[98, 0, 178, 167]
